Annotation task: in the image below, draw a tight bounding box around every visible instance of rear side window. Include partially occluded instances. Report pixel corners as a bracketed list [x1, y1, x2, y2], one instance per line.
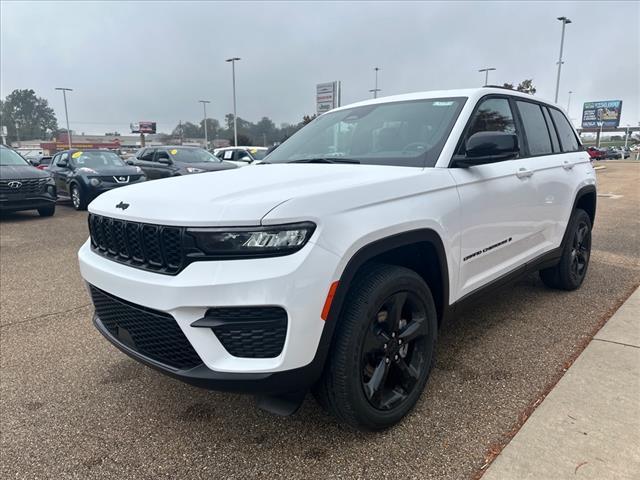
[542, 107, 561, 152]
[516, 101, 552, 156]
[549, 109, 580, 152]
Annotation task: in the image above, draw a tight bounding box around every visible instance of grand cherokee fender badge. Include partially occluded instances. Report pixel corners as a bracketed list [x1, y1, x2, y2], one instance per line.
[116, 201, 130, 210]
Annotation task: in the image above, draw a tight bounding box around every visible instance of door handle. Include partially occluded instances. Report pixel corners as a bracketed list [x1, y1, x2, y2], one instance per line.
[562, 160, 574, 170]
[516, 168, 533, 179]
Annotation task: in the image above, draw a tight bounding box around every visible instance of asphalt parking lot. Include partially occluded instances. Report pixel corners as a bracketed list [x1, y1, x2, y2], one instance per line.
[1, 162, 639, 480]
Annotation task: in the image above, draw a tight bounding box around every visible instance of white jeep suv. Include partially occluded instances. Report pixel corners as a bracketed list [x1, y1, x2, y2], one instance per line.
[79, 88, 596, 431]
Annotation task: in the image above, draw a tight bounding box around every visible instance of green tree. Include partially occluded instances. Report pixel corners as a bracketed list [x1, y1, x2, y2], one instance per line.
[172, 121, 200, 139]
[1, 89, 58, 143]
[516, 79, 536, 95]
[199, 118, 220, 140]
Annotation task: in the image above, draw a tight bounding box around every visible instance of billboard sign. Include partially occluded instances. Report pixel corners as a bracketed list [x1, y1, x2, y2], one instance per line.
[316, 81, 341, 115]
[130, 121, 157, 134]
[581, 100, 622, 128]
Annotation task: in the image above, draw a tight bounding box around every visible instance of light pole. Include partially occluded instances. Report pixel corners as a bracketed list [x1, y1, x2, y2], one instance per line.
[55, 87, 73, 149]
[624, 124, 630, 149]
[566, 90, 573, 114]
[369, 67, 381, 98]
[554, 16, 572, 103]
[225, 57, 241, 146]
[199, 100, 211, 149]
[478, 67, 496, 86]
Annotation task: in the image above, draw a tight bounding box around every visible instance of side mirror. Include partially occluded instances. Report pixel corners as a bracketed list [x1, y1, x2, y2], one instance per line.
[454, 132, 519, 167]
[157, 157, 171, 165]
[126, 159, 135, 165]
[239, 155, 252, 162]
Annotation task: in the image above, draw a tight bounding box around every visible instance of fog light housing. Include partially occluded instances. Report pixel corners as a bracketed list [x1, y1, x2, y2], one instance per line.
[89, 178, 101, 187]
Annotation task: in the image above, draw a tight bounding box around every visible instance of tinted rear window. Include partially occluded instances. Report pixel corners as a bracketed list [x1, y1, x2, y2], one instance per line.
[549, 108, 580, 152]
[516, 101, 552, 156]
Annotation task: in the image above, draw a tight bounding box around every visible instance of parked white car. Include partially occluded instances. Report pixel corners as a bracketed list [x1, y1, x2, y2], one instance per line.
[79, 87, 596, 431]
[213, 146, 268, 166]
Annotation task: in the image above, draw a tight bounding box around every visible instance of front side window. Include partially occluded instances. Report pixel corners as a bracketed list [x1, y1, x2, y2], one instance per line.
[516, 101, 552, 156]
[0, 146, 29, 166]
[56, 153, 68, 166]
[549, 108, 580, 152]
[467, 98, 517, 137]
[266, 97, 466, 168]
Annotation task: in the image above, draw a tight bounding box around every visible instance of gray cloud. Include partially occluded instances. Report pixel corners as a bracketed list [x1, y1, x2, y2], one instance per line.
[1, 0, 638, 134]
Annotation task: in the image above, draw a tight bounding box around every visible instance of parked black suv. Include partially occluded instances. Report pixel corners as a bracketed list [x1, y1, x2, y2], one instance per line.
[0, 145, 57, 216]
[48, 149, 146, 210]
[131, 146, 236, 179]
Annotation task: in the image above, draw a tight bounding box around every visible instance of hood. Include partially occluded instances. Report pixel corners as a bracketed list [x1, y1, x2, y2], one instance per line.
[0, 164, 51, 180]
[81, 165, 142, 176]
[88, 164, 419, 226]
[181, 161, 237, 172]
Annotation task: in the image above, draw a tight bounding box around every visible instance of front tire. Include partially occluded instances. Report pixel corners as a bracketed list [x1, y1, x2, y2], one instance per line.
[37, 204, 55, 217]
[70, 184, 87, 211]
[314, 264, 437, 431]
[540, 208, 592, 290]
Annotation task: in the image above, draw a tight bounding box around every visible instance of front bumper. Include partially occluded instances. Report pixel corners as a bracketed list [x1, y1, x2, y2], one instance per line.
[0, 193, 56, 212]
[78, 238, 340, 393]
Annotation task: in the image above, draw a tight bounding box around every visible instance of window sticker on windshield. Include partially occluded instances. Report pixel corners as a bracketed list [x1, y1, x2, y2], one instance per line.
[223, 151, 233, 159]
[432, 101, 454, 106]
[170, 149, 178, 155]
[72, 151, 82, 159]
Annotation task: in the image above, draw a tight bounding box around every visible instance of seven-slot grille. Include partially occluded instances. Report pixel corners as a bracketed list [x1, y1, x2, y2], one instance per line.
[0, 178, 48, 195]
[90, 285, 202, 370]
[88, 214, 183, 274]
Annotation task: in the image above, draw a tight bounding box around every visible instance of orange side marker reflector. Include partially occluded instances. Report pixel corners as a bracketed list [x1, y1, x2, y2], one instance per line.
[321, 281, 339, 321]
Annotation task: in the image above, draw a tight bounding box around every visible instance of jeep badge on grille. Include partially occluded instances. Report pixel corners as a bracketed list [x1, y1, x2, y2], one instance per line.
[116, 201, 129, 210]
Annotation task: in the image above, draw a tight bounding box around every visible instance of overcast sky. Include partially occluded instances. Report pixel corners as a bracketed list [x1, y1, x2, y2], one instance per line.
[1, 1, 638, 135]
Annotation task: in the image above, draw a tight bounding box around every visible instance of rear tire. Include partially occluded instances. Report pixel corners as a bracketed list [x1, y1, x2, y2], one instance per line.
[540, 208, 592, 290]
[314, 264, 437, 431]
[37, 204, 55, 217]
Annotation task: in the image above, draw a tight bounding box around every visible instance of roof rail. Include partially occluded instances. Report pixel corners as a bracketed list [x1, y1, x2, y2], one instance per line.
[483, 85, 517, 91]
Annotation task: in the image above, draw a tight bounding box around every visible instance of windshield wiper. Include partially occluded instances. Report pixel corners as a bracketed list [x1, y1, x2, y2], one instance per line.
[288, 158, 360, 164]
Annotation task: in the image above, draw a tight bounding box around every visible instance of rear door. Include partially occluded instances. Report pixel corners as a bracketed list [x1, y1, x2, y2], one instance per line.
[512, 99, 575, 253]
[51, 152, 70, 194]
[449, 96, 540, 299]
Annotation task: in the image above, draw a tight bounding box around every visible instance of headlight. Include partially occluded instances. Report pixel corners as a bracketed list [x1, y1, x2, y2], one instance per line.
[186, 167, 205, 173]
[89, 178, 101, 187]
[186, 222, 316, 258]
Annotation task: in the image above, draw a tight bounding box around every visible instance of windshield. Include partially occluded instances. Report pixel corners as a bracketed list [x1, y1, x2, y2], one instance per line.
[0, 146, 29, 166]
[266, 97, 466, 167]
[72, 150, 126, 168]
[248, 148, 268, 160]
[169, 148, 221, 163]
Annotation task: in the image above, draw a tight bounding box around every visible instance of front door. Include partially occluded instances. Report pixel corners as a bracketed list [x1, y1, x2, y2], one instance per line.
[449, 96, 540, 300]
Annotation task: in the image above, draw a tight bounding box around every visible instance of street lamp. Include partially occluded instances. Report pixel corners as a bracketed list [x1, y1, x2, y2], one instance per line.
[199, 100, 211, 149]
[478, 67, 496, 86]
[225, 57, 241, 146]
[55, 87, 73, 149]
[567, 90, 573, 114]
[554, 16, 572, 103]
[369, 66, 381, 99]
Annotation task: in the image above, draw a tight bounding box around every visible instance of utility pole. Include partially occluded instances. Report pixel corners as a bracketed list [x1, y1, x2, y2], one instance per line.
[567, 90, 573, 114]
[55, 87, 73, 149]
[554, 16, 572, 103]
[369, 66, 381, 98]
[225, 57, 241, 146]
[199, 100, 211, 149]
[478, 67, 496, 86]
[624, 124, 630, 149]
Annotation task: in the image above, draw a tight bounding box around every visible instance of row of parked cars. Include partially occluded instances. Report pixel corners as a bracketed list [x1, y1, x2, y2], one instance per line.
[585, 146, 631, 160]
[0, 144, 268, 217]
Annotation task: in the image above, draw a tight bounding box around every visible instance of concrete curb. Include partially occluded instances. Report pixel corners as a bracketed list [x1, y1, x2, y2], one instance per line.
[480, 287, 640, 480]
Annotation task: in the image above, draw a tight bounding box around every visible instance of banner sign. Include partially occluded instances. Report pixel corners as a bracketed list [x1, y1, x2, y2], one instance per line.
[581, 100, 623, 128]
[130, 121, 157, 134]
[316, 81, 341, 115]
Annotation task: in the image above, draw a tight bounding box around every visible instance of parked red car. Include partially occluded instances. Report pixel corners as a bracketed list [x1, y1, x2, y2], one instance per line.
[586, 147, 605, 160]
